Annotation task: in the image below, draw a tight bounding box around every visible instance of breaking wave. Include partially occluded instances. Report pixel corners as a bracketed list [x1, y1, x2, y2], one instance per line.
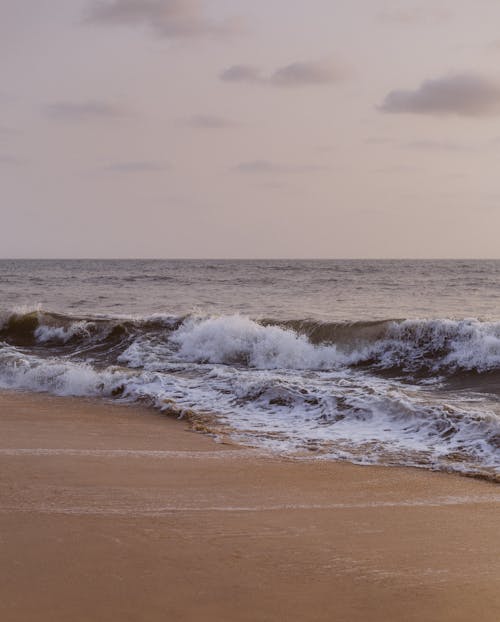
[4, 309, 500, 374]
[1, 308, 500, 480]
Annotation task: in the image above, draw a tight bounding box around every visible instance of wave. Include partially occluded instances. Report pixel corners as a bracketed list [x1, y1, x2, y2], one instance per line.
[0, 340, 499, 481]
[170, 315, 500, 376]
[169, 315, 345, 369]
[4, 309, 500, 377]
[0, 308, 181, 356]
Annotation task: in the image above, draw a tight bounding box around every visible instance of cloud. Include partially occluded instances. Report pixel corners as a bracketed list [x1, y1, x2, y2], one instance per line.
[379, 73, 500, 116]
[44, 100, 123, 122]
[235, 160, 326, 174]
[0, 154, 23, 166]
[373, 164, 419, 174]
[184, 114, 238, 129]
[0, 126, 19, 136]
[220, 60, 344, 87]
[0, 92, 15, 103]
[84, 0, 244, 38]
[401, 140, 466, 151]
[365, 136, 393, 145]
[219, 65, 262, 83]
[270, 61, 344, 87]
[235, 160, 280, 174]
[377, 6, 452, 25]
[103, 161, 167, 173]
[366, 136, 470, 151]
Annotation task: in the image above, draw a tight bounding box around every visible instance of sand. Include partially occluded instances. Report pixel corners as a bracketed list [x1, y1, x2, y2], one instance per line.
[1, 390, 499, 622]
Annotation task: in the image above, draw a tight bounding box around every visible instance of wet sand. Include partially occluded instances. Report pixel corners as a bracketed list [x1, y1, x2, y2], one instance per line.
[1, 390, 499, 622]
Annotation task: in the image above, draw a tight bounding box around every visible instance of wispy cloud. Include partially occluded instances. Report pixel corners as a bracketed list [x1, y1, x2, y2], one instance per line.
[365, 136, 393, 145]
[0, 154, 23, 166]
[220, 60, 345, 87]
[400, 140, 467, 151]
[220, 65, 262, 84]
[84, 0, 244, 38]
[379, 73, 500, 117]
[44, 100, 124, 122]
[488, 40, 500, 52]
[372, 164, 419, 174]
[377, 6, 452, 25]
[366, 136, 472, 151]
[0, 92, 16, 103]
[0, 126, 19, 136]
[235, 160, 282, 174]
[103, 161, 168, 173]
[235, 160, 327, 174]
[270, 61, 344, 87]
[184, 114, 239, 129]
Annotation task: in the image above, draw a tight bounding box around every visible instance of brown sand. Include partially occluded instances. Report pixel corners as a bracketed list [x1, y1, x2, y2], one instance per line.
[1, 390, 499, 622]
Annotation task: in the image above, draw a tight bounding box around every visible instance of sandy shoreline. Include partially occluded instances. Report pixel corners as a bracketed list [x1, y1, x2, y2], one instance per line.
[1, 390, 499, 621]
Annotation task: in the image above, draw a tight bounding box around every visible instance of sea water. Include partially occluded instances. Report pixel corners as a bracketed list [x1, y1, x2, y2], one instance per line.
[1, 259, 499, 480]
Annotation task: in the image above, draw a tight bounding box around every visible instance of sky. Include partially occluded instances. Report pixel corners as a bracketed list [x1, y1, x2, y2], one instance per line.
[2, 0, 500, 258]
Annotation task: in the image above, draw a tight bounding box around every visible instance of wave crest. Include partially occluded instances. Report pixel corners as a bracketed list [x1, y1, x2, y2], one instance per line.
[4, 309, 500, 376]
[170, 315, 344, 369]
[171, 315, 500, 374]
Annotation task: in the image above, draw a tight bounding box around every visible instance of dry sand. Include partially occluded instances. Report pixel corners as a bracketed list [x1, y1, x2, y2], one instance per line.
[1, 389, 499, 621]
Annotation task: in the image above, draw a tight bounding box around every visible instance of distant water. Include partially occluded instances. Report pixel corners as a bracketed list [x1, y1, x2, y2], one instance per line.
[1, 259, 500, 480]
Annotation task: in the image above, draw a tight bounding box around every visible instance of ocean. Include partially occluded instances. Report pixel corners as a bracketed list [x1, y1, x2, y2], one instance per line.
[1, 259, 500, 480]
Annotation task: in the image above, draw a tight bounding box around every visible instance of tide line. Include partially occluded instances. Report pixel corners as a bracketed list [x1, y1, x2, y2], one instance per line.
[1, 495, 500, 517]
[0, 448, 263, 459]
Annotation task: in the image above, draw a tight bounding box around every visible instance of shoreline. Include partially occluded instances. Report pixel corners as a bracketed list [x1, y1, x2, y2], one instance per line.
[1, 389, 500, 621]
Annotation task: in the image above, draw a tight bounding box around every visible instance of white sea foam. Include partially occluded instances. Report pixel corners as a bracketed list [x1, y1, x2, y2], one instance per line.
[5, 308, 500, 373]
[170, 315, 346, 369]
[34, 321, 93, 344]
[0, 340, 499, 479]
[369, 319, 500, 372]
[2, 311, 500, 479]
[168, 315, 500, 373]
[0, 346, 124, 396]
[3, 260, 500, 480]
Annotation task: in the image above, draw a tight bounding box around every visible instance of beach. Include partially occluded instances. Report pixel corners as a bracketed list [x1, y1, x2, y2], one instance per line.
[1, 390, 499, 622]
[5, 0, 500, 614]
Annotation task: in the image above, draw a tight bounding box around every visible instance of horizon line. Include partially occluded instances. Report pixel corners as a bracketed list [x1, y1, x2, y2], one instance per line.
[1, 257, 500, 262]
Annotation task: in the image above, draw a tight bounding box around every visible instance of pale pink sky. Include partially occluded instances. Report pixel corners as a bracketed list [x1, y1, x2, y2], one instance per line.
[2, 0, 500, 258]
